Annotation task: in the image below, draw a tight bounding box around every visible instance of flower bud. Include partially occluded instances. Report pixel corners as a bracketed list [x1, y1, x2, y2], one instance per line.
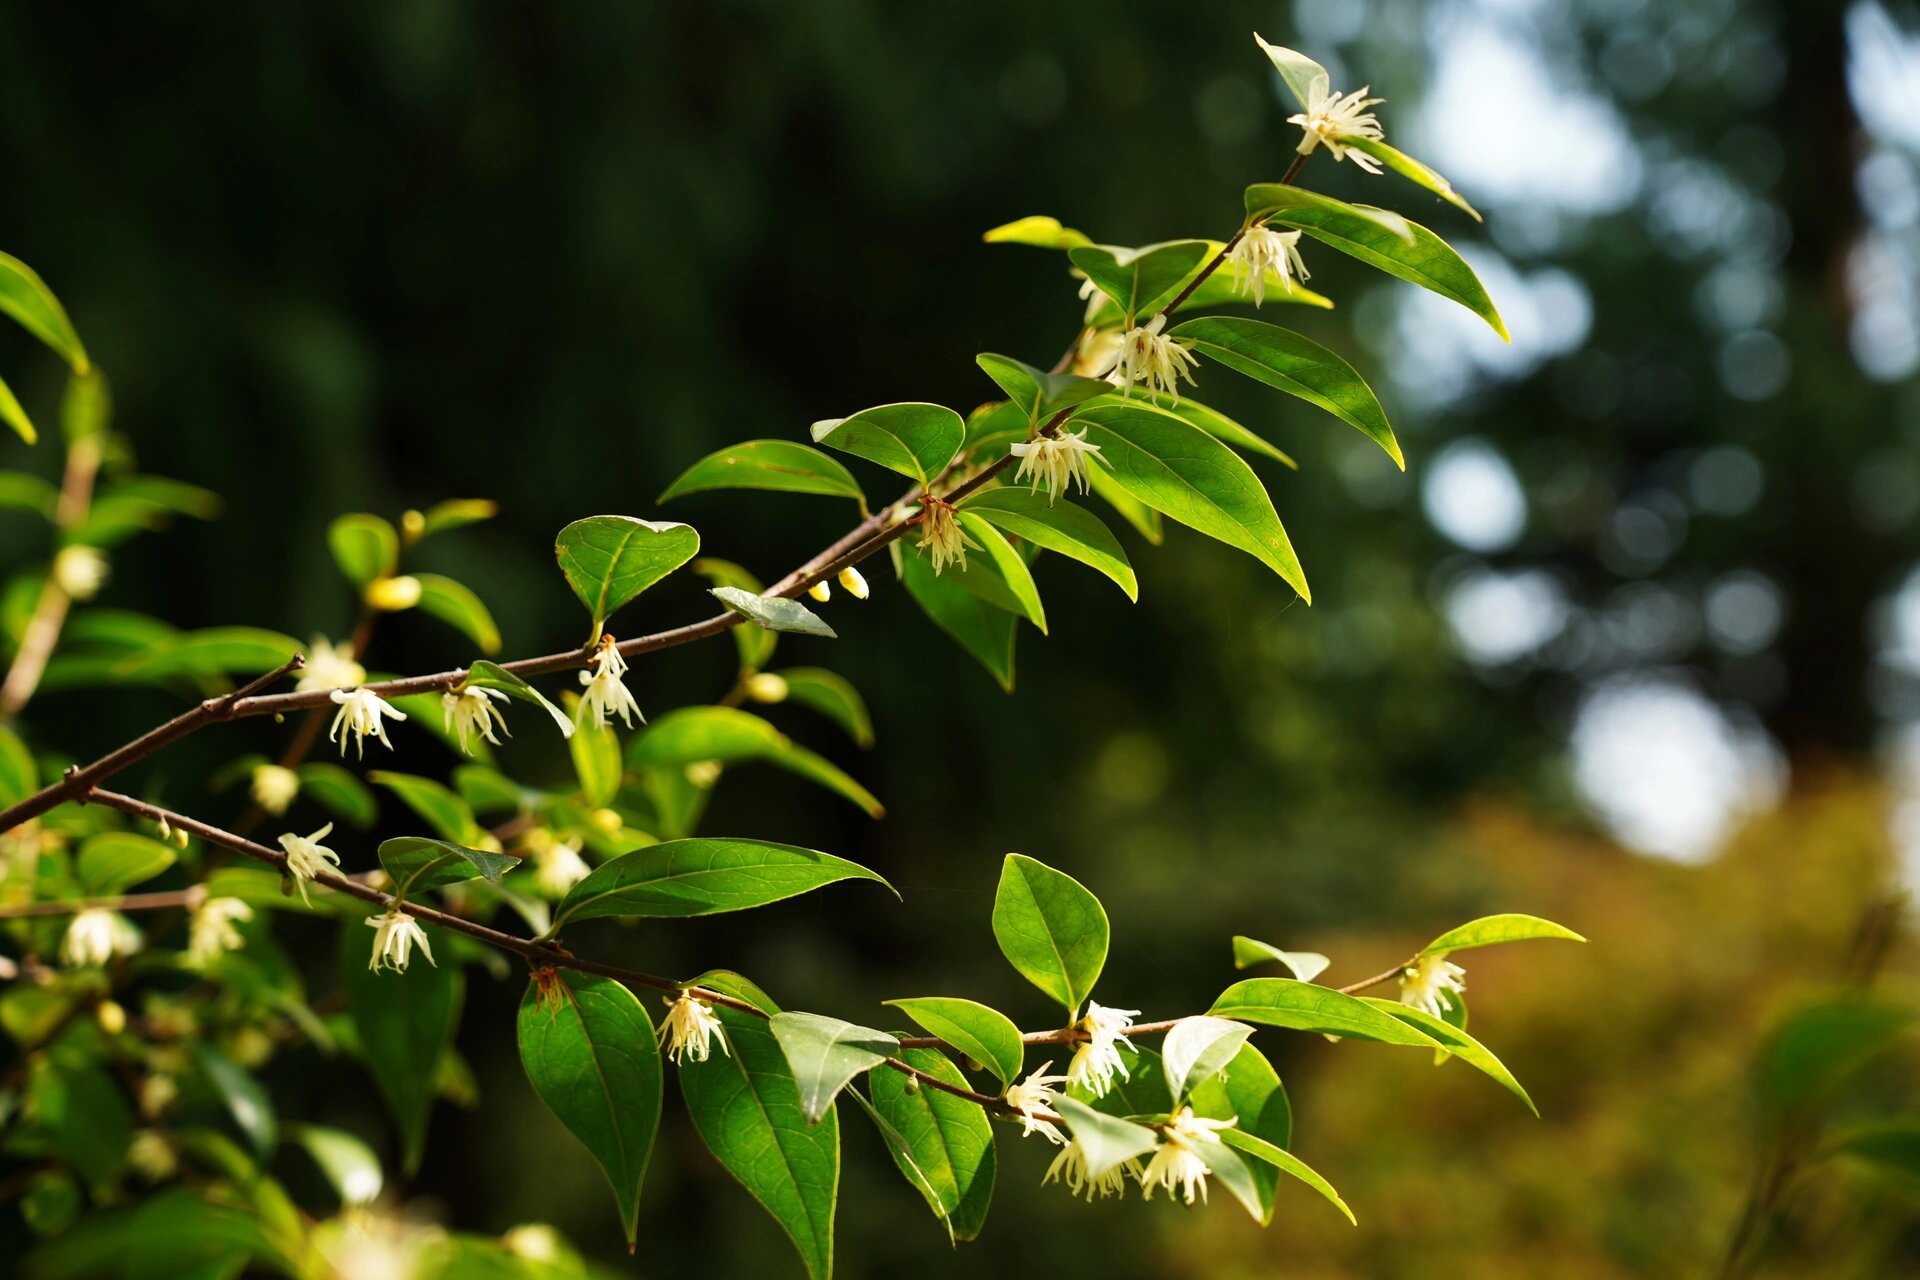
[364, 574, 423, 611]
[684, 759, 723, 789]
[745, 673, 789, 704]
[52, 545, 108, 600]
[96, 999, 127, 1035]
[401, 509, 427, 542]
[808, 579, 831, 602]
[838, 566, 870, 599]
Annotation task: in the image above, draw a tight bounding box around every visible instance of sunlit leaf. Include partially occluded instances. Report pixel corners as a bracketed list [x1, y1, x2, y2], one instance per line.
[554, 515, 700, 628]
[660, 440, 865, 504]
[552, 838, 893, 927]
[992, 853, 1107, 1014]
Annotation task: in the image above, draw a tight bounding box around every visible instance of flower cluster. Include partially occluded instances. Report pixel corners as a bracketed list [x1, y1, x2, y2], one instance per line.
[1104, 315, 1200, 402]
[1010, 428, 1105, 503]
[917, 498, 979, 575]
[1066, 1001, 1139, 1098]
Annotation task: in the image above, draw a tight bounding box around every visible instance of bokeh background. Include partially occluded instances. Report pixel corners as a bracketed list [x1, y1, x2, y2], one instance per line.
[4, 0, 1919, 1275]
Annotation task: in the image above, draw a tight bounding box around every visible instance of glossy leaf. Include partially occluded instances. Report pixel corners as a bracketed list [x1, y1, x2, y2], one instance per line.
[518, 970, 663, 1245]
[694, 558, 777, 670]
[1252, 35, 1328, 111]
[660, 440, 865, 504]
[982, 214, 1091, 249]
[0, 375, 36, 444]
[1232, 936, 1331, 982]
[954, 514, 1046, 633]
[777, 667, 874, 748]
[1243, 182, 1413, 239]
[1193, 1136, 1268, 1221]
[1190, 1041, 1292, 1215]
[1161, 1016, 1254, 1103]
[464, 659, 574, 738]
[327, 514, 398, 588]
[367, 773, 482, 845]
[711, 586, 837, 638]
[414, 498, 497, 539]
[341, 920, 460, 1173]
[375, 835, 517, 899]
[1125, 393, 1299, 470]
[883, 997, 1026, 1087]
[76, 832, 176, 895]
[771, 1012, 900, 1124]
[0, 251, 88, 371]
[959, 489, 1137, 600]
[1068, 240, 1211, 319]
[992, 853, 1108, 1014]
[1344, 135, 1483, 221]
[1053, 1096, 1159, 1179]
[1361, 999, 1536, 1113]
[413, 574, 501, 654]
[810, 402, 964, 489]
[569, 713, 623, 806]
[554, 515, 700, 627]
[869, 1048, 997, 1239]
[1419, 913, 1586, 955]
[627, 705, 882, 817]
[963, 399, 1031, 457]
[195, 1044, 277, 1158]
[1088, 466, 1164, 544]
[283, 1123, 383, 1207]
[975, 353, 1110, 424]
[1209, 978, 1441, 1048]
[1219, 1128, 1355, 1224]
[901, 552, 1017, 691]
[552, 837, 893, 928]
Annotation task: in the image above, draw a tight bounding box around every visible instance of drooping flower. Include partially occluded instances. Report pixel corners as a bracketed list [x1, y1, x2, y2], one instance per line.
[1138, 1107, 1237, 1205]
[297, 637, 366, 693]
[442, 685, 510, 754]
[1072, 327, 1126, 379]
[533, 838, 591, 897]
[1288, 81, 1387, 171]
[328, 687, 408, 758]
[577, 638, 643, 731]
[838, 566, 870, 599]
[1227, 225, 1311, 306]
[1044, 1134, 1136, 1201]
[917, 499, 980, 575]
[1104, 314, 1200, 403]
[1066, 1001, 1140, 1098]
[250, 763, 300, 816]
[1005, 1061, 1068, 1144]
[52, 545, 108, 600]
[278, 823, 340, 905]
[1399, 952, 1467, 1019]
[61, 908, 139, 968]
[808, 579, 832, 602]
[366, 908, 434, 973]
[657, 991, 729, 1063]
[186, 897, 254, 966]
[1010, 429, 1106, 503]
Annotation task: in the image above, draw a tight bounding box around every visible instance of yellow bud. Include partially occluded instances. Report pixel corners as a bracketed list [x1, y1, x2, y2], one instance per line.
[684, 760, 723, 789]
[96, 1000, 127, 1035]
[745, 673, 789, 704]
[401, 509, 426, 542]
[592, 807, 622, 834]
[364, 574, 423, 611]
[838, 566, 870, 599]
[808, 579, 831, 602]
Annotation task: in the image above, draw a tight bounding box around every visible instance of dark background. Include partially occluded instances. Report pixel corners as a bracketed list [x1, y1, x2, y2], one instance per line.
[3, 1, 1917, 1275]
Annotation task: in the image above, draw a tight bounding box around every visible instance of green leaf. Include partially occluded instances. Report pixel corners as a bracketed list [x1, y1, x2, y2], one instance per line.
[770, 1012, 900, 1124]
[983, 215, 1091, 250]
[99, 627, 303, 683]
[1190, 1041, 1292, 1217]
[374, 835, 517, 899]
[694, 558, 777, 670]
[1161, 1016, 1253, 1103]
[1209, 978, 1442, 1048]
[1756, 997, 1916, 1118]
[958, 489, 1137, 601]
[660, 440, 865, 504]
[902, 544, 1018, 690]
[1362, 999, 1535, 1113]
[0, 471, 58, 518]
[518, 970, 663, 1246]
[1420, 914, 1586, 956]
[810, 403, 964, 489]
[679, 974, 838, 1280]
[1168, 316, 1402, 470]
[282, 763, 368, 829]
[341, 920, 460, 1173]
[412, 574, 501, 654]
[569, 714, 623, 806]
[992, 853, 1108, 1014]
[711, 586, 836, 638]
[367, 773, 482, 846]
[777, 668, 874, 748]
[1073, 401, 1309, 600]
[552, 837, 894, 928]
[1824, 1117, 1920, 1186]
[869, 1048, 996, 1240]
[1079, 1043, 1170, 1116]
[1080, 243, 1334, 326]
[627, 705, 883, 817]
[1123, 393, 1300, 470]
[327, 514, 399, 588]
[464, 659, 574, 738]
[1192, 1135, 1268, 1222]
[883, 997, 1026, 1088]
[0, 374, 35, 444]
[283, 1123, 383, 1207]
[1231, 936, 1331, 982]
[26, 1059, 130, 1189]
[963, 399, 1032, 458]
[0, 251, 88, 371]
[1053, 1096, 1159, 1179]
[1343, 135, 1483, 221]
[1068, 240, 1211, 320]
[0, 724, 38, 807]
[554, 515, 700, 628]
[414, 498, 497, 539]
[1219, 1128, 1355, 1224]
[195, 1044, 277, 1158]
[1252, 34, 1328, 112]
[1244, 182, 1414, 240]
[76, 832, 176, 895]
[1088, 466, 1163, 544]
[975, 354, 1110, 425]
[954, 514, 1046, 633]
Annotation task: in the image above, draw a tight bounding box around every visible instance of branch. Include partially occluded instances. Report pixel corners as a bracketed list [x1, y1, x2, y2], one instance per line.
[0, 435, 103, 718]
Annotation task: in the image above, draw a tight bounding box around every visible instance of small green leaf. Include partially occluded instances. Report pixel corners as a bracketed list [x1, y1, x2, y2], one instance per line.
[283, 1123, 383, 1207]
[412, 574, 501, 654]
[464, 660, 574, 738]
[0, 251, 89, 371]
[771, 1012, 900, 1124]
[0, 374, 35, 445]
[810, 403, 964, 489]
[569, 713, 623, 806]
[341, 920, 460, 1174]
[883, 997, 1026, 1088]
[660, 440, 865, 504]
[1823, 1117, 1920, 1185]
[627, 705, 882, 817]
[1232, 936, 1331, 982]
[1209, 978, 1442, 1048]
[902, 544, 1017, 690]
[1359, 999, 1536, 1113]
[963, 400, 1032, 458]
[992, 853, 1108, 1015]
[1252, 34, 1329, 111]
[375, 834, 517, 899]
[554, 515, 700, 628]
[710, 586, 837, 638]
[694, 558, 777, 670]
[983, 215, 1092, 250]
[0, 724, 38, 807]
[367, 773, 482, 846]
[975, 354, 1110, 424]
[195, 1044, 277, 1158]
[1189, 1041, 1292, 1217]
[518, 970, 663, 1246]
[954, 514, 1046, 633]
[1192, 1136, 1268, 1221]
[1219, 1128, 1354, 1224]
[1161, 1016, 1254, 1103]
[76, 832, 176, 895]
[552, 837, 893, 928]
[327, 514, 398, 588]
[414, 498, 497, 539]
[1419, 914, 1586, 956]
[0, 471, 58, 518]
[958, 489, 1137, 601]
[1053, 1096, 1159, 1179]
[777, 668, 874, 748]
[1068, 240, 1211, 320]
[1343, 135, 1483, 221]
[869, 1048, 997, 1239]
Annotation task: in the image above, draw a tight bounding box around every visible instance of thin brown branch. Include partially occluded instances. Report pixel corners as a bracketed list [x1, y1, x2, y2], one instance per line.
[1, 436, 103, 718]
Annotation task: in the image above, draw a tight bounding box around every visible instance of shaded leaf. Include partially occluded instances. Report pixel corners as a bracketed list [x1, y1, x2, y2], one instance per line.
[869, 1048, 997, 1240]
[413, 574, 501, 654]
[341, 920, 461, 1173]
[711, 586, 837, 638]
[1231, 936, 1331, 982]
[375, 834, 517, 899]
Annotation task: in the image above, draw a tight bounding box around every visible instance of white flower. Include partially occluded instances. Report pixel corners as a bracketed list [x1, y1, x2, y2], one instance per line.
[1010, 429, 1105, 503]
[1228, 225, 1311, 306]
[745, 673, 789, 704]
[442, 685, 510, 754]
[577, 639, 643, 731]
[186, 897, 254, 967]
[808, 579, 832, 602]
[1288, 81, 1386, 171]
[329, 687, 407, 758]
[917, 499, 979, 576]
[838, 566, 869, 599]
[297, 637, 365, 693]
[1073, 327, 1126, 379]
[366, 908, 434, 973]
[61, 908, 138, 968]
[250, 763, 300, 816]
[684, 759, 723, 789]
[533, 838, 591, 897]
[1044, 1134, 1136, 1201]
[1138, 1107, 1237, 1205]
[52, 545, 108, 600]
[1066, 1001, 1139, 1098]
[1103, 314, 1200, 403]
[1005, 1061, 1068, 1144]
[657, 991, 729, 1063]
[1400, 952, 1467, 1019]
[278, 822, 340, 905]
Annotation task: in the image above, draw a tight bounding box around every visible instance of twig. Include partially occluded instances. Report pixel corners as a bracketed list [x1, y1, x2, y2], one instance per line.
[0, 436, 103, 718]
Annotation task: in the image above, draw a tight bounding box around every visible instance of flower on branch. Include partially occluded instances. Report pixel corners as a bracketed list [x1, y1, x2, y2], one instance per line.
[1066, 1001, 1139, 1098]
[1011, 428, 1105, 504]
[52, 545, 108, 601]
[278, 822, 340, 905]
[657, 990, 729, 1063]
[1228, 225, 1310, 306]
[186, 897, 254, 967]
[1005, 1061, 1068, 1144]
[1104, 315, 1200, 403]
[1399, 952, 1467, 1018]
[61, 907, 139, 968]
[250, 763, 300, 816]
[366, 908, 434, 973]
[917, 498, 979, 576]
[1288, 81, 1386, 171]
[531, 836, 591, 897]
[328, 687, 408, 758]
[297, 637, 365, 693]
[1138, 1107, 1236, 1205]
[577, 637, 643, 731]
[442, 684, 510, 755]
[1045, 1134, 1137, 1201]
[838, 565, 869, 599]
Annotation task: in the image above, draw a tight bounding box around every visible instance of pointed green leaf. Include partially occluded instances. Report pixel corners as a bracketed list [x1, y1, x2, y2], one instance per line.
[1343, 136, 1482, 221]
[554, 515, 700, 627]
[194, 1044, 277, 1159]
[975, 354, 1110, 424]
[413, 574, 502, 655]
[1068, 240, 1211, 320]
[1053, 1096, 1159, 1179]
[0, 373, 35, 444]
[992, 853, 1108, 1014]
[341, 920, 460, 1173]
[954, 514, 1046, 633]
[327, 514, 398, 588]
[76, 832, 175, 895]
[694, 558, 778, 670]
[0, 251, 88, 371]
[959, 488, 1136, 601]
[627, 706, 882, 817]
[553, 837, 893, 927]
[1190, 1042, 1292, 1217]
[1219, 1128, 1355, 1224]
[868, 1048, 997, 1240]
[375, 834, 517, 899]
[777, 668, 874, 748]
[1125, 393, 1300, 469]
[282, 1123, 383, 1207]
[711, 586, 837, 638]
[1252, 35, 1329, 111]
[983, 215, 1092, 250]
[1231, 936, 1331, 982]
[771, 1013, 900, 1124]
[810, 403, 964, 489]
[1088, 466, 1163, 544]
[1244, 183, 1414, 240]
[1419, 913, 1586, 957]
[1161, 1016, 1254, 1104]
[366, 774, 483, 846]
[660, 440, 865, 504]
[414, 498, 497, 539]
[883, 997, 1026, 1088]
[901, 551, 1017, 691]
[1209, 978, 1442, 1048]
[464, 659, 574, 738]
[1360, 999, 1536, 1114]
[1192, 1136, 1267, 1221]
